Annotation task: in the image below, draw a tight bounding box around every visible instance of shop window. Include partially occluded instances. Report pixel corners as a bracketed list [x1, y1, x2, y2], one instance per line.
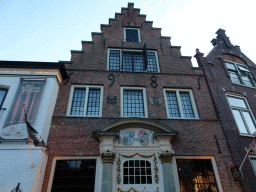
[176, 159, 219, 192]
[51, 159, 96, 192]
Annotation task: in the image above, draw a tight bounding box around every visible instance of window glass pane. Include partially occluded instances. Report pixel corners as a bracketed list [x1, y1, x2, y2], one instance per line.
[238, 65, 250, 72]
[70, 88, 86, 116]
[147, 52, 158, 72]
[250, 158, 256, 175]
[133, 54, 143, 72]
[52, 159, 96, 192]
[180, 92, 194, 118]
[232, 109, 248, 134]
[241, 74, 253, 87]
[225, 62, 236, 70]
[126, 29, 139, 42]
[123, 90, 144, 117]
[123, 160, 152, 185]
[0, 88, 8, 107]
[176, 159, 219, 192]
[229, 71, 241, 84]
[123, 53, 133, 71]
[166, 92, 180, 118]
[123, 53, 143, 72]
[227, 96, 247, 109]
[242, 111, 256, 134]
[86, 89, 101, 116]
[109, 50, 120, 71]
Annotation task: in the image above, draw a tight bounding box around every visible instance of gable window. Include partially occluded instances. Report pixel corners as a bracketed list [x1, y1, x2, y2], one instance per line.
[121, 87, 148, 118]
[225, 61, 256, 87]
[226, 95, 256, 135]
[51, 159, 96, 191]
[124, 28, 140, 42]
[123, 160, 152, 184]
[176, 159, 219, 192]
[67, 85, 103, 117]
[108, 49, 159, 72]
[164, 89, 198, 119]
[0, 88, 8, 109]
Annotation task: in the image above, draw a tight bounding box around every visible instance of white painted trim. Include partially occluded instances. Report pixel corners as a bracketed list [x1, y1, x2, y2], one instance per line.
[173, 156, 223, 192]
[47, 156, 102, 192]
[66, 85, 104, 117]
[163, 89, 199, 119]
[120, 87, 148, 118]
[124, 28, 141, 42]
[225, 93, 256, 135]
[107, 48, 160, 72]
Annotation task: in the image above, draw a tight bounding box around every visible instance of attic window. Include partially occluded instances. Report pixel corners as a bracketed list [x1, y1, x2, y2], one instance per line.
[124, 28, 140, 42]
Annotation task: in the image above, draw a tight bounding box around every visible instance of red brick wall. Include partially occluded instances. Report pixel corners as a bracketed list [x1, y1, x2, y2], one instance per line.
[42, 5, 242, 192]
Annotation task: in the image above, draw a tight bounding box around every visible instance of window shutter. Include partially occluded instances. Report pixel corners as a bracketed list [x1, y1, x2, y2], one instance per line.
[143, 43, 148, 71]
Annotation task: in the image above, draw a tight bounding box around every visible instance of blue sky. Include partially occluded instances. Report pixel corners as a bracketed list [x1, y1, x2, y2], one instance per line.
[1, 0, 255, 66]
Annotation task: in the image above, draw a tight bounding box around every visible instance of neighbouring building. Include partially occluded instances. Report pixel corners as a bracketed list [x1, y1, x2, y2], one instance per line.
[42, 4, 242, 192]
[195, 29, 256, 191]
[0, 61, 67, 191]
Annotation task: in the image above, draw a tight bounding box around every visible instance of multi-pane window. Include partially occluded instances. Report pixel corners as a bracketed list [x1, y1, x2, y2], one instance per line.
[108, 49, 159, 72]
[225, 62, 256, 87]
[123, 160, 152, 184]
[124, 28, 140, 42]
[67, 86, 103, 117]
[164, 89, 198, 119]
[121, 87, 147, 118]
[0, 88, 8, 108]
[176, 159, 219, 192]
[51, 159, 96, 192]
[227, 95, 256, 135]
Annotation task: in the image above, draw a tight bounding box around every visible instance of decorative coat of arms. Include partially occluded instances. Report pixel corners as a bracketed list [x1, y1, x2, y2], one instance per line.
[119, 130, 154, 146]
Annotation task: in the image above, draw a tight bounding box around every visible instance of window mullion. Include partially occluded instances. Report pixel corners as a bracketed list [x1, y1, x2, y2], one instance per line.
[176, 90, 184, 118]
[83, 87, 89, 116]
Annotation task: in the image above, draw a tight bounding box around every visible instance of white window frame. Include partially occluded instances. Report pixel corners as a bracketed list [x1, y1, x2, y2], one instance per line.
[226, 94, 256, 136]
[172, 156, 223, 192]
[120, 87, 148, 118]
[121, 157, 154, 186]
[225, 60, 256, 88]
[124, 28, 141, 42]
[107, 49, 160, 72]
[163, 89, 199, 119]
[47, 156, 101, 192]
[66, 85, 103, 117]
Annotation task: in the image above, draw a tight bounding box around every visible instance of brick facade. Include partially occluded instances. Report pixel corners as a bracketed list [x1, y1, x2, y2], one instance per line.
[42, 4, 242, 192]
[195, 29, 256, 191]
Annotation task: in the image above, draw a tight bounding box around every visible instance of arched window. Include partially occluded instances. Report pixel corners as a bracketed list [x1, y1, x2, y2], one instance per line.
[123, 160, 152, 184]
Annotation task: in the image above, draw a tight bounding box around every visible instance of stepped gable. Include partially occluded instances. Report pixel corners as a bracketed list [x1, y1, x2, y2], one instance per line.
[67, 3, 197, 74]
